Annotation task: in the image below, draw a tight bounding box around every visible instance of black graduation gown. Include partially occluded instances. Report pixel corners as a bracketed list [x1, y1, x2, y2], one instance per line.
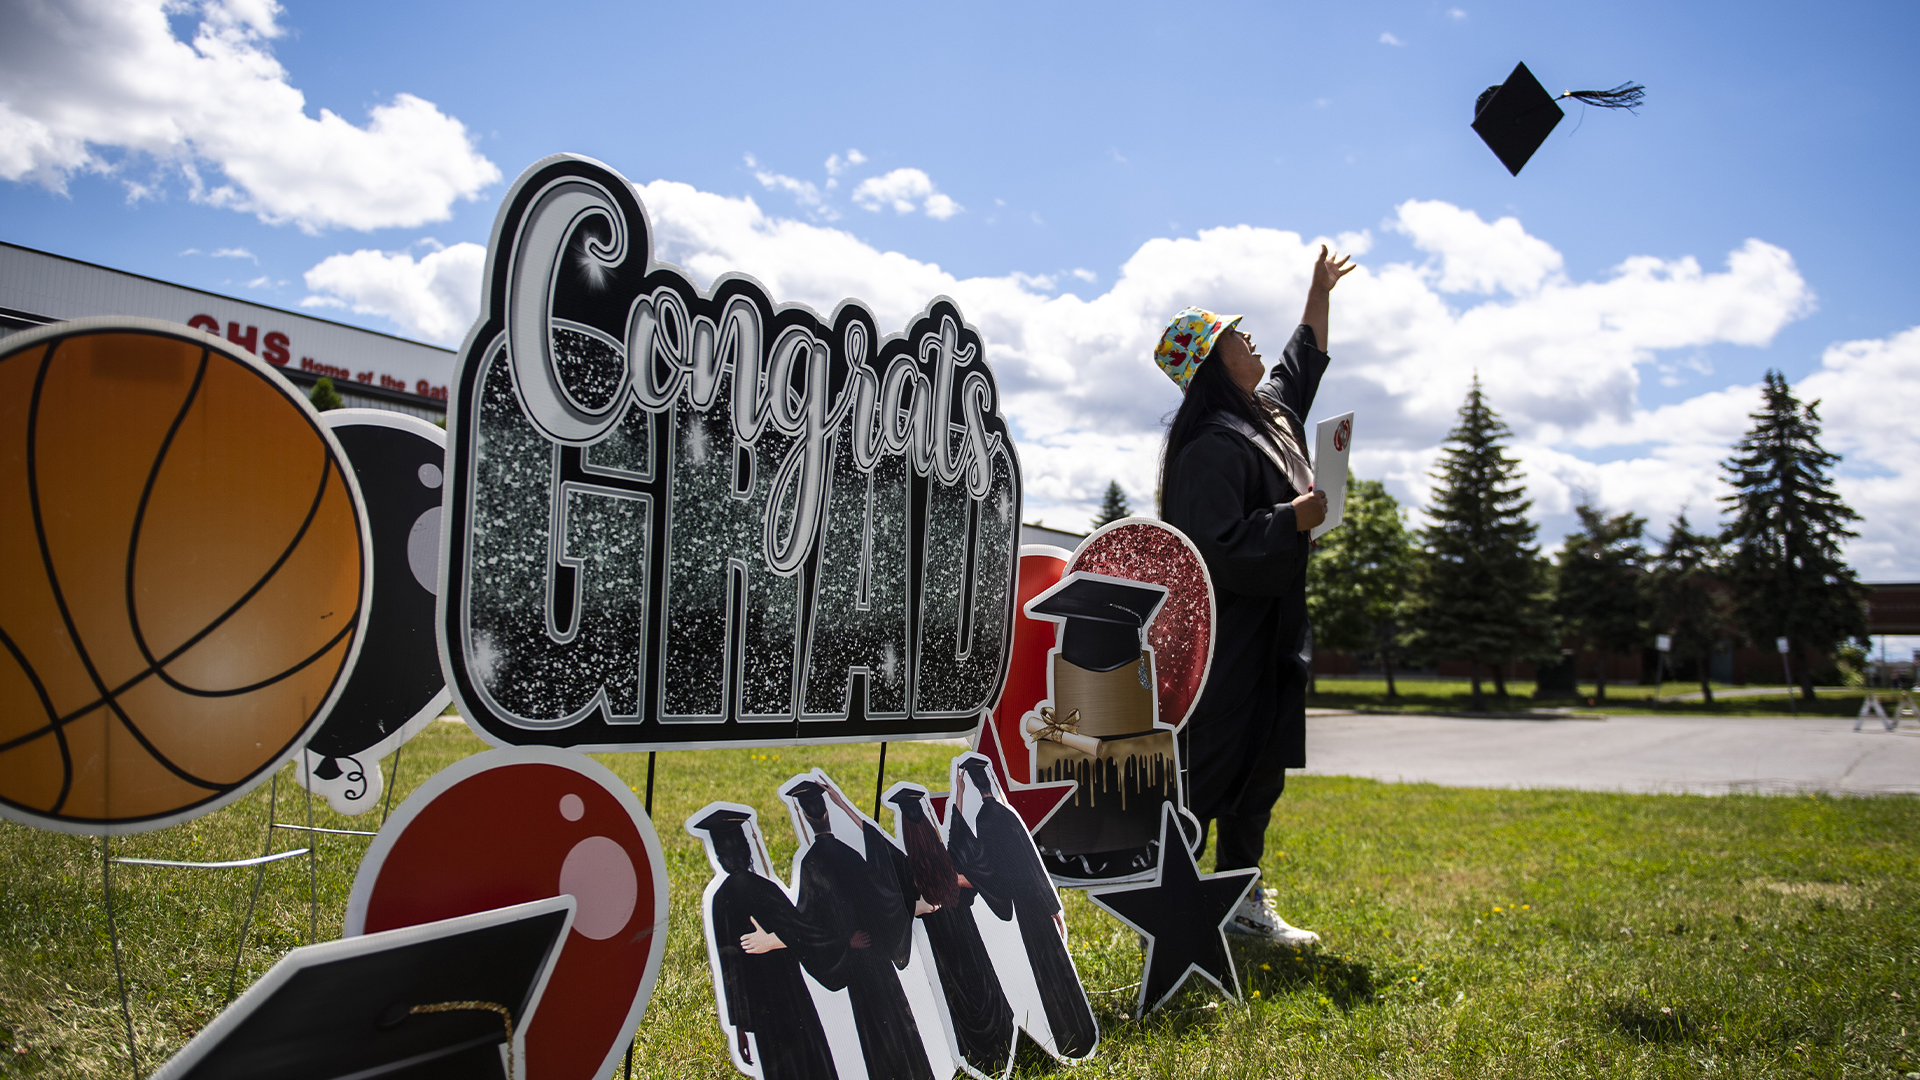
[794, 825, 933, 1080]
[886, 842, 1015, 1076]
[1164, 323, 1327, 824]
[950, 799, 1096, 1058]
[709, 872, 836, 1080]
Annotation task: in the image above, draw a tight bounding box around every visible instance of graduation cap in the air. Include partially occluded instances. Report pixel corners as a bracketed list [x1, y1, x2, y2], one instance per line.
[1025, 572, 1169, 673]
[1472, 61, 1646, 176]
[151, 897, 574, 1080]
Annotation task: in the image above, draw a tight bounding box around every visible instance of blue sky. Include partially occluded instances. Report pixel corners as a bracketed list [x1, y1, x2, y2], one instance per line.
[4, 0, 1918, 587]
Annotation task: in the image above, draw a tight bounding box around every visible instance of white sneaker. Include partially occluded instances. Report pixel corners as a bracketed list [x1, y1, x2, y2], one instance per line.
[1226, 887, 1320, 948]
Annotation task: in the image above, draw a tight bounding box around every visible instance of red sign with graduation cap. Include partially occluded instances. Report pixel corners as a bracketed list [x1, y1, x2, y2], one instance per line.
[347, 747, 668, 1080]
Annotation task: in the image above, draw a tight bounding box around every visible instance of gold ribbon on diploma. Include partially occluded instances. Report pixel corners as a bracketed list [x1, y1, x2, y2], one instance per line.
[1025, 706, 1104, 758]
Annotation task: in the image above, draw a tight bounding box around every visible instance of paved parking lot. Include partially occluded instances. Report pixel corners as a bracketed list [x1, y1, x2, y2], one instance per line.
[1301, 711, 1920, 796]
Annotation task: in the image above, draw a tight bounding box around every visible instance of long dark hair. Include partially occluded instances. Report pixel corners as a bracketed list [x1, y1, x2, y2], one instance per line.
[1158, 334, 1284, 514]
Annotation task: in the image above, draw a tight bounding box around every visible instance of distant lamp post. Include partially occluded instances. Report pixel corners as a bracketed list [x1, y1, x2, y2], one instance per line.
[1654, 634, 1672, 699]
[1777, 636, 1796, 717]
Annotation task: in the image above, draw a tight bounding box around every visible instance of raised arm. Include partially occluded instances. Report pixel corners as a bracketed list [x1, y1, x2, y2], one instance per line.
[1300, 244, 1357, 355]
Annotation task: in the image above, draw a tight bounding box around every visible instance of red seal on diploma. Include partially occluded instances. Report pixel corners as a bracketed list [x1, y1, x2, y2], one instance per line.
[1333, 417, 1352, 454]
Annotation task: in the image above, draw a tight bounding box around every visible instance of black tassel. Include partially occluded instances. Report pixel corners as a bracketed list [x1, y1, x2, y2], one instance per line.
[1559, 82, 1646, 111]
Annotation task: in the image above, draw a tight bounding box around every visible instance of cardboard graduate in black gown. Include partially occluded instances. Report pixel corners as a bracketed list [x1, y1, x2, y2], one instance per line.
[947, 754, 1098, 1061]
[297, 410, 451, 814]
[884, 783, 1017, 1079]
[688, 804, 837, 1080]
[152, 897, 572, 1080]
[779, 774, 951, 1080]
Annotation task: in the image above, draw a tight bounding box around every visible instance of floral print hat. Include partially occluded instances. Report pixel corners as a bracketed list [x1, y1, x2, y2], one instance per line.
[1154, 306, 1243, 391]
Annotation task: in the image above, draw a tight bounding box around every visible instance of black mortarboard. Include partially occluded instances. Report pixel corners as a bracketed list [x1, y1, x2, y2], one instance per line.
[885, 787, 930, 821]
[1473, 62, 1646, 176]
[959, 758, 996, 793]
[153, 897, 572, 1080]
[782, 777, 830, 817]
[691, 806, 754, 833]
[1026, 573, 1168, 673]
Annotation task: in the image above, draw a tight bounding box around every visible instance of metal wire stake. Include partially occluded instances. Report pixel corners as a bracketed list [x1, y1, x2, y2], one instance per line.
[229, 774, 278, 1002]
[873, 742, 889, 819]
[380, 743, 403, 827]
[103, 835, 139, 1077]
[303, 773, 319, 944]
[643, 752, 656, 816]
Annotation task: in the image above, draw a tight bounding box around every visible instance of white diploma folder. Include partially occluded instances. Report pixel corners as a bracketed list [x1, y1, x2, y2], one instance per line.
[1310, 412, 1355, 540]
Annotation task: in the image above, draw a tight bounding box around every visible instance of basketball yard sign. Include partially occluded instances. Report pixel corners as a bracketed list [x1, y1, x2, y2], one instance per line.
[0, 318, 370, 834]
[441, 155, 1021, 750]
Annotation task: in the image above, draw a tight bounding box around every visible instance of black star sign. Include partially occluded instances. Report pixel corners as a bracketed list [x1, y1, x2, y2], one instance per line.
[1085, 803, 1261, 1017]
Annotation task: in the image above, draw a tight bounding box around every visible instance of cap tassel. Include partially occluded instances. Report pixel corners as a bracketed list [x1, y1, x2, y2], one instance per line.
[1558, 82, 1646, 111]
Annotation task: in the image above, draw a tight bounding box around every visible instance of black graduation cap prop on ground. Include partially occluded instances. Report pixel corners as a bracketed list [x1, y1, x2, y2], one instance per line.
[152, 897, 573, 1080]
[1472, 61, 1646, 176]
[1025, 573, 1168, 673]
[1085, 805, 1260, 1017]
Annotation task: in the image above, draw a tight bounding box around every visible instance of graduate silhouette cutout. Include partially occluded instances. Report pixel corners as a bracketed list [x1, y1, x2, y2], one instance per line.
[884, 783, 1017, 1079]
[779, 774, 942, 1080]
[946, 754, 1098, 1060]
[687, 804, 836, 1080]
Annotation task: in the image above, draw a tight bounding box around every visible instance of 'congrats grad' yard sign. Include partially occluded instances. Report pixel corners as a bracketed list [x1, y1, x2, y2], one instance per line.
[440, 155, 1021, 750]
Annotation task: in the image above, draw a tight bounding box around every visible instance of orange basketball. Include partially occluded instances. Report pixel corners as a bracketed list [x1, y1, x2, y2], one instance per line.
[0, 317, 369, 834]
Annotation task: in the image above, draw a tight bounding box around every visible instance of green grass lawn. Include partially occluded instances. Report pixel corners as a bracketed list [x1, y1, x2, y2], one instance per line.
[4, 720, 1917, 1078]
[1308, 676, 1879, 718]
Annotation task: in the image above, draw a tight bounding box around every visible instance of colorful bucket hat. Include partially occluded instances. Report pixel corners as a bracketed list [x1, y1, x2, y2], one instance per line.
[1154, 307, 1243, 391]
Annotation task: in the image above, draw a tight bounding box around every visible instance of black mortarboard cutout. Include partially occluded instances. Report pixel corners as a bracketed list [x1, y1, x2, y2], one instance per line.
[959, 758, 997, 793]
[152, 897, 573, 1080]
[1473, 62, 1647, 176]
[691, 806, 754, 833]
[1025, 572, 1169, 672]
[781, 777, 830, 819]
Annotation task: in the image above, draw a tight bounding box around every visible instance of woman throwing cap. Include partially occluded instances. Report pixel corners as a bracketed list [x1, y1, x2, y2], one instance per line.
[1156, 244, 1357, 947]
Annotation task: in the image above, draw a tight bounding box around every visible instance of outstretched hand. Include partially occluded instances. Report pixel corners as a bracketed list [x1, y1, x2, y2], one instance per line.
[1312, 244, 1358, 294]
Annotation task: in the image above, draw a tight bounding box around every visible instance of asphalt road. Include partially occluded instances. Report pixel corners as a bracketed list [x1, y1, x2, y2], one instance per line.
[1300, 711, 1920, 796]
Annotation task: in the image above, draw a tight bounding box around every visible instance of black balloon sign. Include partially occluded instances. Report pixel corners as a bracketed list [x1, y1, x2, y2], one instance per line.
[440, 155, 1021, 749]
[298, 410, 451, 814]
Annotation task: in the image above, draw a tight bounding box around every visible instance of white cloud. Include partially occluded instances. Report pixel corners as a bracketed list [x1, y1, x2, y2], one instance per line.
[301, 241, 485, 344]
[305, 173, 1909, 574]
[211, 246, 256, 261]
[1392, 199, 1563, 294]
[1380, 31, 1405, 45]
[851, 168, 962, 218]
[746, 153, 832, 218]
[824, 149, 866, 178]
[1072, 268, 1098, 283]
[1448, 8, 1468, 19]
[0, 0, 499, 232]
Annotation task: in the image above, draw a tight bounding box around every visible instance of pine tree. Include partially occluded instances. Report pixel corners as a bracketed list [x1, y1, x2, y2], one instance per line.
[1552, 501, 1651, 700]
[1307, 473, 1416, 697]
[1091, 479, 1131, 529]
[1404, 377, 1554, 710]
[308, 376, 345, 412]
[1650, 512, 1734, 705]
[1720, 370, 1866, 701]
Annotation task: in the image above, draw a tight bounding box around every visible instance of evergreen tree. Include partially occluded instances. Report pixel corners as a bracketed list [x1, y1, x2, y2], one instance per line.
[1307, 473, 1416, 697]
[1404, 377, 1554, 710]
[1091, 479, 1131, 529]
[1551, 500, 1651, 700]
[1720, 370, 1867, 701]
[308, 376, 345, 412]
[1649, 512, 1734, 704]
